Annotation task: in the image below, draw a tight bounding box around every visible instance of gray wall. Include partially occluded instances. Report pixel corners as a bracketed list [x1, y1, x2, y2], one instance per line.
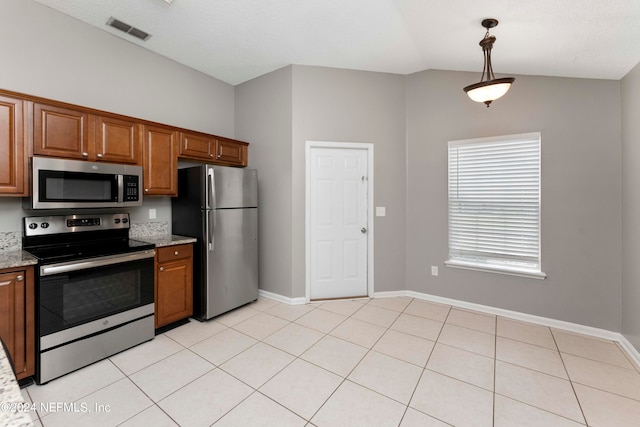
[235, 67, 294, 298]
[0, 0, 235, 231]
[622, 61, 640, 349]
[290, 66, 408, 298]
[406, 70, 622, 331]
[236, 65, 408, 299]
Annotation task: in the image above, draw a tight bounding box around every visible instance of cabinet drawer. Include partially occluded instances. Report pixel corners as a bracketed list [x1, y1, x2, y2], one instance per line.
[157, 244, 192, 263]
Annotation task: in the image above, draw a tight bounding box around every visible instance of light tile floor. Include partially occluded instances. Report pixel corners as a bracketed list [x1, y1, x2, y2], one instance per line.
[21, 296, 640, 426]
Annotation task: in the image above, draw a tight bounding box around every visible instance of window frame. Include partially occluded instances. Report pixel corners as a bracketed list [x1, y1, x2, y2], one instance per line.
[445, 132, 546, 280]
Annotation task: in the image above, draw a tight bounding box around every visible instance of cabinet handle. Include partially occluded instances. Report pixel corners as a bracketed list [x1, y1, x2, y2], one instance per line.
[174, 251, 179, 256]
[16, 275, 23, 281]
[97, 153, 103, 158]
[0, 280, 11, 287]
[159, 267, 164, 272]
[82, 152, 89, 157]
[209, 154, 214, 158]
[144, 189, 149, 193]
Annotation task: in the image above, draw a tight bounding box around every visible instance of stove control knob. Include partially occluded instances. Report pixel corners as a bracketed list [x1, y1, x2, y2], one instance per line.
[122, 218, 129, 224]
[41, 222, 50, 229]
[28, 223, 38, 230]
[114, 218, 121, 224]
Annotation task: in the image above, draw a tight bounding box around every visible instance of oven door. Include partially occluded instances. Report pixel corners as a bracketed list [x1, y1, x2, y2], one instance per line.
[38, 251, 154, 345]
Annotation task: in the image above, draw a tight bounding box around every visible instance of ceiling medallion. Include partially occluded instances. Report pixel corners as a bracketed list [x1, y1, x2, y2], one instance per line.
[463, 18, 515, 107]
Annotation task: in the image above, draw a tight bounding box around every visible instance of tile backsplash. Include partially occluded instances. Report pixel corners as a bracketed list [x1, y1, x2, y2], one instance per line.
[0, 231, 21, 251]
[129, 222, 169, 239]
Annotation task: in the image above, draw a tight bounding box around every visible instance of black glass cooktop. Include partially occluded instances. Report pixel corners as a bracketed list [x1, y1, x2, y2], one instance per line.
[25, 237, 155, 264]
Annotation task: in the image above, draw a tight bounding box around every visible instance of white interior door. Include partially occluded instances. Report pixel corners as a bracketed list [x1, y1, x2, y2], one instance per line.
[309, 146, 368, 300]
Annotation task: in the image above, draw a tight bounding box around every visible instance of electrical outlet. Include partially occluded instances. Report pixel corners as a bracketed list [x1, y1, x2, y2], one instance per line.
[149, 208, 156, 219]
[431, 266, 438, 276]
[376, 207, 386, 217]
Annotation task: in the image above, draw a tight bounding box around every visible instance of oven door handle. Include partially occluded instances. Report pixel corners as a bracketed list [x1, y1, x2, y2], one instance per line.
[40, 250, 156, 277]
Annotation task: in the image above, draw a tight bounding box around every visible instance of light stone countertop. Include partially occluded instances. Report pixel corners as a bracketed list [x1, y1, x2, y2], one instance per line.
[0, 344, 34, 426]
[129, 222, 196, 247]
[135, 234, 197, 248]
[0, 251, 38, 271]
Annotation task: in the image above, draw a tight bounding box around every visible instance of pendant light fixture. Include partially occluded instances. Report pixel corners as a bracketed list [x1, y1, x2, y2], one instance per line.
[463, 18, 515, 107]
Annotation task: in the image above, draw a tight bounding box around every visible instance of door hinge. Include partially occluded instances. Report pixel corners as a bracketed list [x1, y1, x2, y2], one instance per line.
[361, 176, 368, 183]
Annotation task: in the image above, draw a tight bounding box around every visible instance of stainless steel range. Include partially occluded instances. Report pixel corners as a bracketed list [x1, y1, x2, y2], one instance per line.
[22, 213, 155, 384]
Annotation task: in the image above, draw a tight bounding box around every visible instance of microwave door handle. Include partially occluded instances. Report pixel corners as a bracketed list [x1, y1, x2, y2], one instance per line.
[117, 174, 124, 203]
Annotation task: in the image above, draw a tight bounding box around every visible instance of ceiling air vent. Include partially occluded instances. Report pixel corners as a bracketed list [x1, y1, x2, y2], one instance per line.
[106, 17, 151, 41]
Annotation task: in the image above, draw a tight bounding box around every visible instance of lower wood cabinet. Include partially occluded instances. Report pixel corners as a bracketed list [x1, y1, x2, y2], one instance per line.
[155, 244, 193, 328]
[0, 266, 35, 380]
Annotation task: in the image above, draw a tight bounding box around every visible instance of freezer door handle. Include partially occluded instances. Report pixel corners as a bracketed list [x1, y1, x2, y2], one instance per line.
[208, 168, 217, 210]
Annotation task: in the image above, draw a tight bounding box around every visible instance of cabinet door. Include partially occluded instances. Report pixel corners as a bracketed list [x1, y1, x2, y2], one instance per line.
[95, 116, 140, 165]
[0, 269, 34, 379]
[0, 272, 17, 366]
[33, 103, 90, 160]
[142, 125, 178, 196]
[156, 258, 193, 328]
[180, 132, 215, 161]
[215, 138, 248, 166]
[0, 95, 26, 196]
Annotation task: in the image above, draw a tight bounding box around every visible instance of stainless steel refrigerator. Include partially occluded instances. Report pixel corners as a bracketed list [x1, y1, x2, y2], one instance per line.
[172, 165, 258, 320]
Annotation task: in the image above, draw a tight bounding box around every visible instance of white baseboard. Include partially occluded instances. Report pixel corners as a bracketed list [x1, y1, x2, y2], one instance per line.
[258, 289, 306, 305]
[618, 334, 640, 370]
[390, 290, 621, 341]
[257, 288, 640, 367]
[374, 290, 640, 368]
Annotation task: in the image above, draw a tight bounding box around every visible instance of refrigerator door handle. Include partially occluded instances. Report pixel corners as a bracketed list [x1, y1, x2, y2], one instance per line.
[208, 209, 214, 251]
[207, 169, 215, 251]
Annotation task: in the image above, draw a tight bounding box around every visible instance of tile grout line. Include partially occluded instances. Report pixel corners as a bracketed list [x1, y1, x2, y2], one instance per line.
[398, 301, 453, 427]
[303, 297, 390, 424]
[211, 300, 367, 424]
[551, 328, 588, 426]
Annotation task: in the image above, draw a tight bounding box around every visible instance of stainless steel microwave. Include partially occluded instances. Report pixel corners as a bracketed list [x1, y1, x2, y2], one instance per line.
[26, 156, 143, 209]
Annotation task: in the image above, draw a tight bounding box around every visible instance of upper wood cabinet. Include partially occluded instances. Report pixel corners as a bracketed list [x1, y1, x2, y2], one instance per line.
[142, 124, 178, 196]
[215, 137, 248, 166]
[94, 115, 141, 164]
[179, 131, 215, 161]
[33, 102, 140, 165]
[0, 89, 250, 198]
[0, 94, 27, 196]
[178, 132, 248, 166]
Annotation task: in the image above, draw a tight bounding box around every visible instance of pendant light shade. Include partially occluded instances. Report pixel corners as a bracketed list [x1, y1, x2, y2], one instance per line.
[463, 19, 515, 107]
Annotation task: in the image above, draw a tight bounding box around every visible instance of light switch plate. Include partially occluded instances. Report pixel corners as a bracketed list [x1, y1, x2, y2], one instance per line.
[149, 208, 157, 219]
[376, 207, 386, 217]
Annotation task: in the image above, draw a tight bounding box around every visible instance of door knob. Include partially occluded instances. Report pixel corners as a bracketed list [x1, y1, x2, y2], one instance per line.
[361, 227, 367, 234]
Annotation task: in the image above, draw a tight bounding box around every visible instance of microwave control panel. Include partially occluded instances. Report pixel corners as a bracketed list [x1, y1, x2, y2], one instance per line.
[123, 175, 140, 202]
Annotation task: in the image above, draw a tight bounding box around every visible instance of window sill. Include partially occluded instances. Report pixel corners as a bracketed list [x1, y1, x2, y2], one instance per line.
[445, 260, 547, 280]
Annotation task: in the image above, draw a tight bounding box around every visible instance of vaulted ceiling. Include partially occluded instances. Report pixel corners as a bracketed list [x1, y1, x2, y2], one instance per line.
[33, 0, 640, 86]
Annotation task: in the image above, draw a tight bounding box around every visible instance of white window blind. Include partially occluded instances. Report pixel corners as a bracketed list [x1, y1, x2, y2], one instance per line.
[447, 132, 544, 278]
